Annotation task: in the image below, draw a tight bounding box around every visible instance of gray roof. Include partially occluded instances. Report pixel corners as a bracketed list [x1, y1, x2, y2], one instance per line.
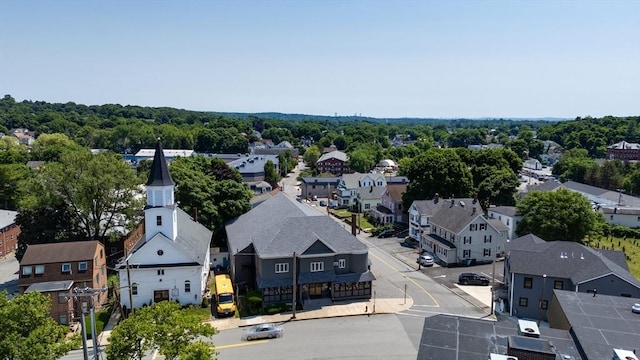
[340, 173, 366, 189]
[226, 193, 318, 256]
[0, 209, 17, 229]
[25, 280, 74, 293]
[254, 216, 368, 258]
[229, 154, 279, 174]
[127, 208, 212, 265]
[608, 140, 640, 150]
[553, 289, 640, 360]
[386, 176, 409, 184]
[301, 177, 341, 185]
[146, 140, 175, 186]
[411, 197, 477, 217]
[562, 180, 609, 196]
[429, 203, 483, 234]
[357, 186, 387, 200]
[317, 150, 347, 163]
[506, 235, 640, 288]
[487, 219, 509, 232]
[600, 206, 640, 215]
[417, 314, 582, 360]
[528, 179, 563, 192]
[488, 206, 518, 217]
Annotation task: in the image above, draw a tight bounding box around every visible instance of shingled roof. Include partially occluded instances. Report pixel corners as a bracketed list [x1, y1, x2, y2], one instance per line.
[21, 240, 103, 265]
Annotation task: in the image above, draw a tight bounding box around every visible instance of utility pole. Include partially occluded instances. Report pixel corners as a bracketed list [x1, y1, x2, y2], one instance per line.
[71, 286, 108, 360]
[292, 252, 297, 319]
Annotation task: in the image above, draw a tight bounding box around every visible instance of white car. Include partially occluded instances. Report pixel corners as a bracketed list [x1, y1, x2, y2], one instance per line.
[632, 303, 640, 314]
[417, 254, 434, 267]
[242, 323, 284, 341]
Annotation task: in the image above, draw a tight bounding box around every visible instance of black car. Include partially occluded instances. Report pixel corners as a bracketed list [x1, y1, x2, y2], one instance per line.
[378, 229, 395, 238]
[458, 273, 490, 286]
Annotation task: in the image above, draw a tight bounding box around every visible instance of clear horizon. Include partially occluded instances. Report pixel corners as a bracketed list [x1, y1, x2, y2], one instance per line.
[1, 0, 639, 119]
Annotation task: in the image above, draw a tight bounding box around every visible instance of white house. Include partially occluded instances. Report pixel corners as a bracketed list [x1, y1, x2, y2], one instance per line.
[487, 206, 521, 240]
[523, 158, 542, 170]
[337, 173, 387, 209]
[117, 140, 212, 310]
[408, 194, 475, 248]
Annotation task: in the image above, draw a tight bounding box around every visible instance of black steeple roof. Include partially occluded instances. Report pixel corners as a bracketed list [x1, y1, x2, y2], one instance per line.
[146, 139, 175, 186]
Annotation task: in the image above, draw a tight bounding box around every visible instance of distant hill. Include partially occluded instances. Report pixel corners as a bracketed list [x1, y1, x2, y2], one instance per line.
[211, 111, 569, 124]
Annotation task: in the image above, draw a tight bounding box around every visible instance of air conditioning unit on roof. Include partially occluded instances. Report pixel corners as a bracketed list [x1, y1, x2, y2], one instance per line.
[517, 319, 541, 338]
[613, 348, 638, 360]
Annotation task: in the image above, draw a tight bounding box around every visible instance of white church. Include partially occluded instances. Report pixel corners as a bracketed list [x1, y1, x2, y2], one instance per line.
[116, 140, 212, 311]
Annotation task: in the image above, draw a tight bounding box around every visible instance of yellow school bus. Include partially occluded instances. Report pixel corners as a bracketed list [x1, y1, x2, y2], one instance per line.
[214, 274, 236, 317]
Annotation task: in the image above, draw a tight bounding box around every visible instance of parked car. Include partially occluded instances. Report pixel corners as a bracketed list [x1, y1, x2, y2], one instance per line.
[319, 200, 327, 207]
[402, 237, 419, 248]
[417, 254, 434, 267]
[378, 229, 395, 238]
[242, 323, 284, 341]
[458, 273, 490, 286]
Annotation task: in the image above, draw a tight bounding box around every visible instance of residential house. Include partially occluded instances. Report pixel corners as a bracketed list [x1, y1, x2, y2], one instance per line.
[247, 180, 273, 195]
[407, 195, 475, 247]
[487, 206, 521, 240]
[523, 158, 542, 170]
[372, 184, 407, 224]
[356, 186, 386, 216]
[226, 193, 374, 306]
[300, 177, 340, 200]
[9, 128, 36, 146]
[598, 206, 640, 227]
[0, 209, 19, 259]
[254, 141, 299, 158]
[424, 199, 507, 266]
[337, 172, 387, 209]
[316, 150, 349, 175]
[116, 140, 212, 310]
[504, 234, 640, 322]
[229, 154, 280, 182]
[18, 241, 107, 324]
[606, 140, 640, 161]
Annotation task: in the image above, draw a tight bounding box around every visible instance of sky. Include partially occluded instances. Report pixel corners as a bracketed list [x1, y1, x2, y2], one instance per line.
[0, 0, 639, 119]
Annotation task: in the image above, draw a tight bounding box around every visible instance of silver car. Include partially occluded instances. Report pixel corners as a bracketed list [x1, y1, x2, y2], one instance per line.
[242, 323, 284, 341]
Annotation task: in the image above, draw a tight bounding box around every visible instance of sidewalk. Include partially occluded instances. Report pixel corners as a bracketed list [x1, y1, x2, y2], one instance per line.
[207, 297, 413, 331]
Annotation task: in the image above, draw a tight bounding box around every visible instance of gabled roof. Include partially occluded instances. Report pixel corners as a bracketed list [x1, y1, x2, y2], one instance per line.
[607, 140, 640, 149]
[0, 209, 17, 229]
[487, 219, 509, 232]
[25, 280, 74, 293]
[21, 240, 103, 265]
[411, 197, 477, 217]
[254, 216, 367, 258]
[528, 179, 563, 192]
[488, 206, 518, 217]
[340, 173, 365, 189]
[125, 208, 211, 266]
[506, 235, 640, 288]
[429, 203, 483, 234]
[317, 150, 347, 163]
[301, 176, 341, 185]
[276, 141, 293, 148]
[385, 184, 407, 203]
[357, 186, 387, 200]
[226, 193, 317, 255]
[562, 180, 608, 196]
[146, 140, 175, 186]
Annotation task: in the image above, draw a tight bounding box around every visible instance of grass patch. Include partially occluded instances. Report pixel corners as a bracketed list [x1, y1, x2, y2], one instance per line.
[330, 210, 375, 232]
[585, 235, 640, 280]
[182, 304, 214, 321]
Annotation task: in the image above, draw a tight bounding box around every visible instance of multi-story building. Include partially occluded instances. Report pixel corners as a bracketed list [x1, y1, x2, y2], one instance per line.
[606, 140, 640, 161]
[0, 209, 20, 259]
[316, 150, 349, 175]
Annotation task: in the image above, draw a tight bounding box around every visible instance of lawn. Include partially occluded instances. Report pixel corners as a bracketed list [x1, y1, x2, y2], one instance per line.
[584, 235, 640, 279]
[329, 209, 374, 232]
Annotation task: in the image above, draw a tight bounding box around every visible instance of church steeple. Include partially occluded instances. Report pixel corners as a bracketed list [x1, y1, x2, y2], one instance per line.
[146, 139, 174, 186]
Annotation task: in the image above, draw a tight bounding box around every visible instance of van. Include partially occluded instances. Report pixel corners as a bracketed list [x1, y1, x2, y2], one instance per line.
[214, 274, 236, 317]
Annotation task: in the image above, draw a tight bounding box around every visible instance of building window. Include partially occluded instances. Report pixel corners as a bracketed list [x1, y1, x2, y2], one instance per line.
[519, 297, 528, 307]
[58, 292, 67, 304]
[157, 269, 164, 276]
[539, 300, 548, 310]
[554, 280, 563, 289]
[156, 216, 162, 226]
[364, 203, 370, 210]
[463, 250, 471, 258]
[275, 263, 289, 273]
[479, 223, 486, 230]
[310, 262, 324, 272]
[35, 265, 44, 275]
[132, 283, 138, 295]
[506, 219, 510, 225]
[185, 280, 191, 293]
[338, 259, 346, 268]
[524, 277, 533, 289]
[484, 235, 492, 243]
[469, 224, 478, 231]
[62, 263, 71, 273]
[20, 266, 31, 276]
[78, 262, 88, 271]
[59, 315, 68, 325]
[483, 248, 491, 257]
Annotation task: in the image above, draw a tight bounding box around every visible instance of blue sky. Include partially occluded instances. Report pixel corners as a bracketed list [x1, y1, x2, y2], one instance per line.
[1, 0, 639, 119]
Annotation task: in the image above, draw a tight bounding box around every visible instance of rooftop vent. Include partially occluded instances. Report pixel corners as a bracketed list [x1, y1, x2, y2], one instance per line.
[489, 354, 518, 360]
[613, 348, 638, 360]
[517, 319, 541, 338]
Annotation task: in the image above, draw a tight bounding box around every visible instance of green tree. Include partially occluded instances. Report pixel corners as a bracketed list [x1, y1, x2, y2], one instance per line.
[516, 189, 601, 242]
[180, 341, 218, 360]
[303, 145, 321, 169]
[347, 147, 376, 173]
[106, 301, 217, 360]
[29, 133, 85, 162]
[476, 168, 519, 208]
[19, 150, 144, 241]
[0, 163, 29, 209]
[264, 160, 280, 186]
[0, 136, 29, 164]
[0, 291, 79, 360]
[401, 148, 474, 208]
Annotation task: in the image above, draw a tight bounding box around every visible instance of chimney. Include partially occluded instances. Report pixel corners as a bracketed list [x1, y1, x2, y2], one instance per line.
[472, 207, 476, 215]
[450, 199, 454, 207]
[434, 193, 439, 204]
[473, 193, 478, 204]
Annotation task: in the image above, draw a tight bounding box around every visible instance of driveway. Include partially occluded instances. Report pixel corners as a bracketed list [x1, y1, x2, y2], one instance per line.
[0, 253, 19, 298]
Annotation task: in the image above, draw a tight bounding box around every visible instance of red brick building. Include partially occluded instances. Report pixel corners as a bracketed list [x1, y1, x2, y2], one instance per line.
[19, 241, 108, 325]
[316, 150, 350, 175]
[606, 141, 640, 161]
[0, 210, 20, 259]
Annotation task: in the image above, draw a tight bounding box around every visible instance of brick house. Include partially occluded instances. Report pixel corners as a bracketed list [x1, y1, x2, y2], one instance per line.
[606, 140, 640, 161]
[0, 209, 20, 259]
[18, 241, 108, 324]
[316, 150, 350, 175]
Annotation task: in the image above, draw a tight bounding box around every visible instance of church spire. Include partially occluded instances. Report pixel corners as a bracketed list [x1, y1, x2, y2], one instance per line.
[146, 138, 174, 186]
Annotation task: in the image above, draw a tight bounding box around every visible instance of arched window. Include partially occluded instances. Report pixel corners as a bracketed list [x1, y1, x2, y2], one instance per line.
[184, 280, 191, 293]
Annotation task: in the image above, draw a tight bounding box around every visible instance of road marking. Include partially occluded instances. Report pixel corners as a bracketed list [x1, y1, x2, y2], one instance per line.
[369, 251, 439, 307]
[216, 340, 268, 349]
[432, 275, 446, 278]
